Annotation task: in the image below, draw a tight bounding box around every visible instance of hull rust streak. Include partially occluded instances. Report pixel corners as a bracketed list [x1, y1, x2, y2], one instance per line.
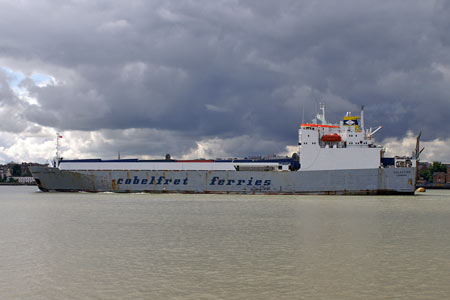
[31, 167, 416, 195]
[30, 105, 419, 195]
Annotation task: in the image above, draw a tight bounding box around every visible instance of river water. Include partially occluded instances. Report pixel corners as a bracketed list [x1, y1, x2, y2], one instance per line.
[1, 186, 449, 300]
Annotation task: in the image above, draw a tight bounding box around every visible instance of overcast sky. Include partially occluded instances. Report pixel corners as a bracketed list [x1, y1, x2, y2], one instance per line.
[0, 0, 449, 164]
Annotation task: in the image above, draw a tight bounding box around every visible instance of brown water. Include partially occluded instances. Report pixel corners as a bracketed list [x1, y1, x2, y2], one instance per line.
[1, 186, 449, 299]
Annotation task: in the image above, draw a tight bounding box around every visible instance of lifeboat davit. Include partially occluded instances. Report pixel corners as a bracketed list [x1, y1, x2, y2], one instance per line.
[321, 134, 342, 142]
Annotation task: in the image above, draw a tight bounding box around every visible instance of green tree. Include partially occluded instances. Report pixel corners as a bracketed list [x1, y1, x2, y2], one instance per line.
[7, 177, 17, 183]
[11, 164, 21, 176]
[423, 161, 447, 183]
[419, 169, 431, 182]
[430, 161, 446, 173]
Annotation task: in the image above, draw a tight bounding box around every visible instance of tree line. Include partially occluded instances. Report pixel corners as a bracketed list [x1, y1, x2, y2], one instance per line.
[419, 161, 447, 183]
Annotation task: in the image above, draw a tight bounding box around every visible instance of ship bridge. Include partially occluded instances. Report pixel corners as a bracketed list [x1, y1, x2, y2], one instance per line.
[298, 105, 383, 171]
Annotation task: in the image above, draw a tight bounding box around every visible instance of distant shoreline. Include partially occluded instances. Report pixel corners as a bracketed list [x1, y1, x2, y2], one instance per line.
[0, 183, 37, 186]
[417, 183, 450, 189]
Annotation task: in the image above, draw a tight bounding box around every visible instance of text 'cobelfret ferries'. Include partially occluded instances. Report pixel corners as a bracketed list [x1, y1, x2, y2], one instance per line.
[114, 176, 272, 186]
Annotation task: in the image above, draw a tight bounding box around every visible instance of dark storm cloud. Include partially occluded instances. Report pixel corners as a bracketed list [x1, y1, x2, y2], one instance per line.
[434, 0, 450, 46]
[1, 0, 450, 157]
[0, 70, 28, 133]
[65, 128, 199, 160]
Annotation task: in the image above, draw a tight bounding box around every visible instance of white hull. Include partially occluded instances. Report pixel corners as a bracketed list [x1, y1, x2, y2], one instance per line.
[31, 166, 416, 195]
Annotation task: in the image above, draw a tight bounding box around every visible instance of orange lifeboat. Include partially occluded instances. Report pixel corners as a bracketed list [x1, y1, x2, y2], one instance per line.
[321, 134, 342, 142]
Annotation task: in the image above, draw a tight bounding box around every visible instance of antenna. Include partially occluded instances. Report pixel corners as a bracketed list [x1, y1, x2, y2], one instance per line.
[320, 103, 326, 123]
[360, 105, 365, 134]
[314, 100, 317, 118]
[301, 103, 305, 124]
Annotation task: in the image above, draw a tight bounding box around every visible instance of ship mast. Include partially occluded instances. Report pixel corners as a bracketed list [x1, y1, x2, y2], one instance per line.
[56, 132, 60, 160]
[316, 103, 327, 124]
[55, 132, 62, 166]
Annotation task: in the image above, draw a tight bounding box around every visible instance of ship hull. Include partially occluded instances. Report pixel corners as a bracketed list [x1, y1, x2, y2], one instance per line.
[30, 166, 416, 195]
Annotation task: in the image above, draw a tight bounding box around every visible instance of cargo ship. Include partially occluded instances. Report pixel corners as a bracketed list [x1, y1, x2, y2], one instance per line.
[30, 105, 421, 195]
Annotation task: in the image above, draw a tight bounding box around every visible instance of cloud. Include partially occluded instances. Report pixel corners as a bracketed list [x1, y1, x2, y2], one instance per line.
[0, 125, 57, 163]
[383, 132, 450, 163]
[0, 71, 29, 133]
[97, 19, 130, 33]
[0, 0, 449, 163]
